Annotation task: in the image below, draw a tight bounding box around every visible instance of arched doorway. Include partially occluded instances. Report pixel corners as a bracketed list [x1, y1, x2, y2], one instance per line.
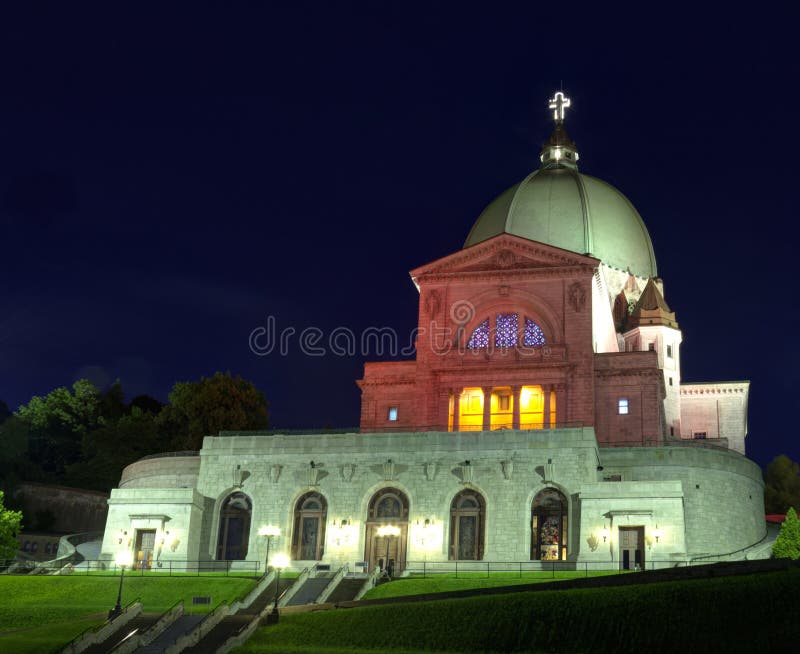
[531, 488, 568, 561]
[449, 490, 485, 560]
[291, 492, 327, 561]
[364, 487, 409, 575]
[216, 492, 252, 560]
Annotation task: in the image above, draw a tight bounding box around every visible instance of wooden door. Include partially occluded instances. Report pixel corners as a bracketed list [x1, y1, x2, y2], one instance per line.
[619, 527, 645, 570]
[364, 524, 408, 574]
[135, 529, 156, 570]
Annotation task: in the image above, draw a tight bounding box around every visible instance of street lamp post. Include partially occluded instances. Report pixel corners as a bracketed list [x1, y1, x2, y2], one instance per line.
[109, 550, 134, 620]
[376, 525, 400, 579]
[258, 525, 280, 574]
[267, 553, 289, 624]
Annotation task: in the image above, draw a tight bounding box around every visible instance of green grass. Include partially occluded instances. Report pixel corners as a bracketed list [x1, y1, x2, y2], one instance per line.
[363, 570, 619, 599]
[0, 575, 257, 654]
[237, 568, 799, 653]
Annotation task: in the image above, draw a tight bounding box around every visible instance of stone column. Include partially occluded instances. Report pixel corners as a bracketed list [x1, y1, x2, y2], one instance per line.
[555, 384, 566, 427]
[452, 389, 461, 432]
[482, 386, 493, 431]
[511, 385, 521, 430]
[543, 385, 551, 429]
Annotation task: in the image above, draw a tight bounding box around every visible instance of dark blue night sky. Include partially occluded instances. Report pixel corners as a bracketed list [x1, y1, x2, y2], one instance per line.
[1, 4, 798, 468]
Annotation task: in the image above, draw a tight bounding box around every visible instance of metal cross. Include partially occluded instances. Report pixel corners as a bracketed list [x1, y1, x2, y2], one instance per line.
[548, 91, 571, 122]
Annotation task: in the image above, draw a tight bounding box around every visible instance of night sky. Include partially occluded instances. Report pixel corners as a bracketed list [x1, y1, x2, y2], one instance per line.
[1, 5, 798, 468]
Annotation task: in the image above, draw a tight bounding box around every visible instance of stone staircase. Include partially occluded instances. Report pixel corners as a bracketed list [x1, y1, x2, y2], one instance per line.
[325, 577, 367, 604]
[133, 615, 204, 653]
[284, 575, 332, 606]
[179, 576, 294, 654]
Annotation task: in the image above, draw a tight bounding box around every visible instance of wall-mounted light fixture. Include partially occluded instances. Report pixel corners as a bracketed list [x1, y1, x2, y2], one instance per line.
[116, 530, 128, 545]
[599, 526, 610, 543]
[652, 525, 663, 544]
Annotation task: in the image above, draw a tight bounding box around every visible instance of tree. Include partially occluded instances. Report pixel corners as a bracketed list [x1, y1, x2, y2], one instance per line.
[66, 408, 161, 491]
[158, 372, 269, 450]
[773, 507, 800, 560]
[17, 379, 104, 475]
[764, 455, 800, 515]
[0, 491, 23, 559]
[0, 400, 10, 424]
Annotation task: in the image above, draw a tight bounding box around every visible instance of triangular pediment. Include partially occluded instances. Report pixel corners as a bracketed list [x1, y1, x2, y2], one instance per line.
[410, 233, 599, 281]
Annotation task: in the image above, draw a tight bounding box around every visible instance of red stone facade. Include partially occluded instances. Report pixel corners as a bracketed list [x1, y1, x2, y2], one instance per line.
[357, 233, 665, 445]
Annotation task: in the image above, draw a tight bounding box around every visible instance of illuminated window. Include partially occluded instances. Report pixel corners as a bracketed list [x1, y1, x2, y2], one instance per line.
[495, 313, 518, 348]
[618, 398, 629, 415]
[466, 314, 547, 349]
[388, 407, 398, 421]
[523, 319, 546, 347]
[467, 319, 490, 349]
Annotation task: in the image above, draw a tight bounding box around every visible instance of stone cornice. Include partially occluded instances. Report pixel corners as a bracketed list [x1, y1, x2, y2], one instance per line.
[680, 382, 749, 396]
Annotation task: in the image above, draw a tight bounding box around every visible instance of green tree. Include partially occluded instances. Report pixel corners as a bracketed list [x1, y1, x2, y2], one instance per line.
[772, 507, 800, 560]
[0, 400, 10, 423]
[158, 372, 269, 450]
[66, 408, 161, 491]
[0, 490, 23, 559]
[17, 379, 104, 475]
[764, 455, 800, 514]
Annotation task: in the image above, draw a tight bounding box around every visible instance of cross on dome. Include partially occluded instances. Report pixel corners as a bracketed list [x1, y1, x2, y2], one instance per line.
[548, 91, 571, 122]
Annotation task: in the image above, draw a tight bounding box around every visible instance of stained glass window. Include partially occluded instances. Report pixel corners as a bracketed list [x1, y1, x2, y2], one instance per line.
[467, 319, 490, 349]
[524, 319, 546, 347]
[495, 313, 518, 348]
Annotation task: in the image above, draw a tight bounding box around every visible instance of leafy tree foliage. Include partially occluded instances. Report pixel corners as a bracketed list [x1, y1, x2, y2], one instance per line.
[764, 455, 800, 514]
[66, 408, 161, 491]
[17, 379, 104, 474]
[8, 373, 269, 491]
[0, 491, 23, 559]
[772, 507, 800, 560]
[0, 399, 10, 423]
[158, 372, 269, 450]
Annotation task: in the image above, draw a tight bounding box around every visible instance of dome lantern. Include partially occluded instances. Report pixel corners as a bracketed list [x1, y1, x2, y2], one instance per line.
[540, 91, 579, 170]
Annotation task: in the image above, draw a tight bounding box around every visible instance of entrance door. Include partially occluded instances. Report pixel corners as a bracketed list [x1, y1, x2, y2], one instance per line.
[364, 523, 408, 574]
[619, 527, 645, 570]
[135, 529, 156, 570]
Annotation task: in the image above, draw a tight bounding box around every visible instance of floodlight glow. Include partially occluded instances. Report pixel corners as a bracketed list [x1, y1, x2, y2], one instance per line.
[271, 553, 290, 569]
[377, 524, 401, 537]
[115, 550, 134, 567]
[258, 525, 280, 537]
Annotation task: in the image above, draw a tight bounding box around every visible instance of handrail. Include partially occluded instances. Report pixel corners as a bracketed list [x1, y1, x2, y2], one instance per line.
[690, 526, 772, 563]
[57, 599, 142, 654]
[276, 567, 309, 608]
[316, 564, 348, 605]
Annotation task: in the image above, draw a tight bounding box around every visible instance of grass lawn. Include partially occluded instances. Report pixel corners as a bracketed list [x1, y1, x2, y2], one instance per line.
[362, 570, 620, 599]
[237, 568, 798, 653]
[0, 575, 257, 654]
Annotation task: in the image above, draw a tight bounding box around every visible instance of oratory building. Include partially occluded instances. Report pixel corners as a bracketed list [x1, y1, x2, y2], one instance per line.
[102, 94, 764, 572]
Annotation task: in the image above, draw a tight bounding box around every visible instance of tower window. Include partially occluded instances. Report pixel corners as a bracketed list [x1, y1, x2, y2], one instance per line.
[648, 343, 655, 352]
[387, 407, 398, 421]
[666, 344, 673, 358]
[618, 398, 629, 415]
[669, 377, 673, 386]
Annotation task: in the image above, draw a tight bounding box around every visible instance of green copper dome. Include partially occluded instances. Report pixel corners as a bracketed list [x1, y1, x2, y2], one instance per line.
[464, 95, 658, 279]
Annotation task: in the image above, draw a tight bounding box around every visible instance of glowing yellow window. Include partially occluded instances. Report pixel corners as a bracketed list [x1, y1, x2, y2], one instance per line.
[458, 387, 484, 431]
[490, 387, 513, 430]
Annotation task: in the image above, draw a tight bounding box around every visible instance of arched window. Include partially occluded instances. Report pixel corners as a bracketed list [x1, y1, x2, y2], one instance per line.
[466, 313, 547, 349]
[368, 487, 409, 521]
[449, 490, 485, 560]
[291, 492, 328, 561]
[531, 488, 568, 561]
[216, 492, 252, 561]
